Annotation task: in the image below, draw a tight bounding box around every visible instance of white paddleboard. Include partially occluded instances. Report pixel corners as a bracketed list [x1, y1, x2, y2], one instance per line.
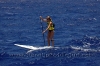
[14, 44, 53, 51]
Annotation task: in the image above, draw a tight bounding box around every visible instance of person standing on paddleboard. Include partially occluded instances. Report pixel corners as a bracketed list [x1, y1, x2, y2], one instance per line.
[40, 16, 55, 46]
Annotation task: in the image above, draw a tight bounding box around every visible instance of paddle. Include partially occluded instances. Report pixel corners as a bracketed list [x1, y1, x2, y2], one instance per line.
[40, 19, 45, 46]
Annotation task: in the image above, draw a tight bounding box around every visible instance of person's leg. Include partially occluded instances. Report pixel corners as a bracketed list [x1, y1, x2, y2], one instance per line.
[50, 31, 54, 46]
[47, 31, 51, 46]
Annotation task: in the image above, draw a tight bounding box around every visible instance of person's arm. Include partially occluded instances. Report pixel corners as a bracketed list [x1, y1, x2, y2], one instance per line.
[40, 16, 47, 22]
[42, 22, 51, 33]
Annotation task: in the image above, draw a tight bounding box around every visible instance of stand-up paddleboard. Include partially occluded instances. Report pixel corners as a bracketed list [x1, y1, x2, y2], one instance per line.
[15, 44, 59, 53]
[14, 44, 53, 51]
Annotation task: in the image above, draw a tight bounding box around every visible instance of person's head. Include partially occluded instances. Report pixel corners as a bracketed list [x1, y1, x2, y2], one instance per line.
[47, 16, 52, 22]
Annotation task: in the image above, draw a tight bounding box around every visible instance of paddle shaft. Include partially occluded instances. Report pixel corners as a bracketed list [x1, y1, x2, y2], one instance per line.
[40, 20, 45, 46]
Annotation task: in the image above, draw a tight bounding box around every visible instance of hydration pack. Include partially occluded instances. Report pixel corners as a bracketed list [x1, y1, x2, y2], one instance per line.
[53, 23, 55, 27]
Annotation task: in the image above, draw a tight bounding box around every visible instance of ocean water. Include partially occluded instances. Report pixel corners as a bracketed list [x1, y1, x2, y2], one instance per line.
[0, 0, 100, 66]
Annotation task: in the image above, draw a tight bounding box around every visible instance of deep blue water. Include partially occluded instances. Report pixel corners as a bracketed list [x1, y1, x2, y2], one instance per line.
[0, 0, 100, 66]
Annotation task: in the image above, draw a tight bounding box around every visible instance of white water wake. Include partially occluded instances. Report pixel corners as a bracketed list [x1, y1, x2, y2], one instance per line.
[70, 45, 100, 52]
